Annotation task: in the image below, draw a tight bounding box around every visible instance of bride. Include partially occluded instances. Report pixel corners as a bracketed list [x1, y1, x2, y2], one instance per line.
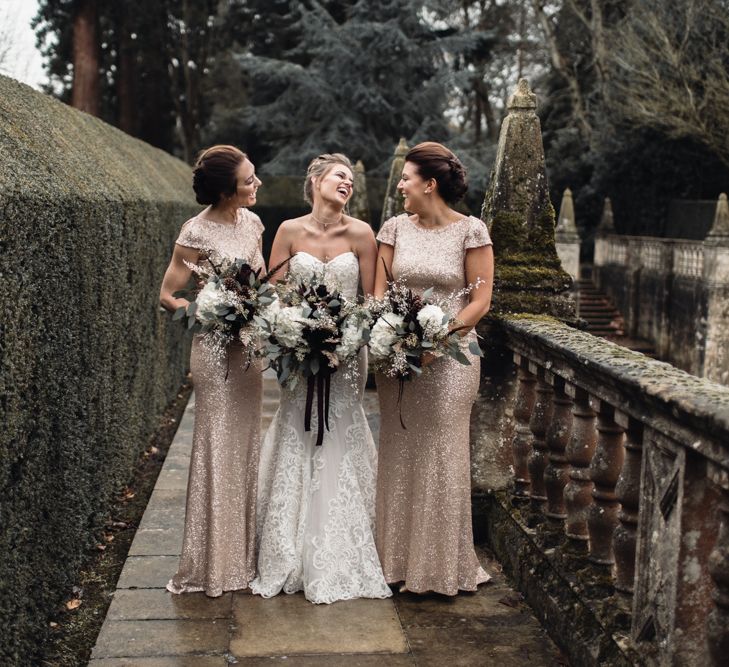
[250, 153, 391, 603]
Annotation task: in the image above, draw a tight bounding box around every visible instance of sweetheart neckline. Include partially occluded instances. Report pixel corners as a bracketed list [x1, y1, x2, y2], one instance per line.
[293, 250, 357, 265]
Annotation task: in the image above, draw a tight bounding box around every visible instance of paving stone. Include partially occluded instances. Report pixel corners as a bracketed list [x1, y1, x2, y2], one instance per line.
[106, 589, 231, 620]
[89, 658, 226, 667]
[405, 624, 559, 667]
[117, 556, 179, 589]
[230, 593, 408, 657]
[91, 619, 229, 659]
[154, 467, 189, 490]
[128, 528, 183, 556]
[146, 488, 188, 512]
[234, 655, 416, 666]
[138, 505, 186, 532]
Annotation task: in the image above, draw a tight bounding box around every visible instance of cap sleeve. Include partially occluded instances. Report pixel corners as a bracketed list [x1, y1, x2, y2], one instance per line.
[176, 217, 205, 250]
[241, 208, 265, 237]
[464, 217, 493, 250]
[376, 216, 399, 245]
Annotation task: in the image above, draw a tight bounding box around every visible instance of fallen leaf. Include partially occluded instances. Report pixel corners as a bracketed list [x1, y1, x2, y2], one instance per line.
[498, 594, 523, 608]
[96, 544, 106, 551]
[49, 622, 58, 628]
[104, 534, 114, 543]
[65, 599, 81, 611]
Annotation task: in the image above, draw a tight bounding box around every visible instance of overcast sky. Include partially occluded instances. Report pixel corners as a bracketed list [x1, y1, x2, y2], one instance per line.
[1, 0, 46, 89]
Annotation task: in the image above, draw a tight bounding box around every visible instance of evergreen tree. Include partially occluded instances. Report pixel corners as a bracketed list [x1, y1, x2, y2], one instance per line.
[207, 0, 453, 174]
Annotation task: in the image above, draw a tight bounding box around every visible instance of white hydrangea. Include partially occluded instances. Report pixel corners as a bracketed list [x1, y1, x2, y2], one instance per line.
[259, 296, 281, 324]
[195, 281, 226, 322]
[336, 318, 365, 360]
[369, 312, 405, 359]
[416, 304, 449, 338]
[273, 305, 307, 348]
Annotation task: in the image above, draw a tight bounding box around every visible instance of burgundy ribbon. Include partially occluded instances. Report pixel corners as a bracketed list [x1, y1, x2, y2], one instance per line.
[304, 372, 332, 446]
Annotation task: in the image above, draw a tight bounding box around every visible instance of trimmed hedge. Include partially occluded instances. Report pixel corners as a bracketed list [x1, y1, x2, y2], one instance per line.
[0, 75, 197, 665]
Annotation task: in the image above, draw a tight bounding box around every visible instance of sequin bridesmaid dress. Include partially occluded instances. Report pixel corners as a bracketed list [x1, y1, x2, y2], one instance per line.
[375, 213, 492, 595]
[167, 208, 264, 597]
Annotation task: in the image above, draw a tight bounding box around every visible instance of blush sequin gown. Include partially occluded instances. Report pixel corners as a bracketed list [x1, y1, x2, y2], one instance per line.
[375, 213, 492, 595]
[166, 208, 264, 597]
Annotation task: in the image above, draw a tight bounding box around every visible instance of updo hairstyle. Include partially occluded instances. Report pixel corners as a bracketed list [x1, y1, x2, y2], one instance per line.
[303, 153, 353, 206]
[405, 142, 468, 204]
[192, 145, 247, 206]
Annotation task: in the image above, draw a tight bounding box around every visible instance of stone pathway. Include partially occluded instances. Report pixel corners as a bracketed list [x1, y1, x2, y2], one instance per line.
[90, 375, 563, 666]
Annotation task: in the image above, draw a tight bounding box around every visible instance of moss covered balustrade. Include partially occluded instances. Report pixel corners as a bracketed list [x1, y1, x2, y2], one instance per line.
[478, 313, 729, 666]
[0, 75, 197, 665]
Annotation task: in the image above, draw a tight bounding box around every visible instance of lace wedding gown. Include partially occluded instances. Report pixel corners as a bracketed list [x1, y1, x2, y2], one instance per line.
[250, 251, 391, 604]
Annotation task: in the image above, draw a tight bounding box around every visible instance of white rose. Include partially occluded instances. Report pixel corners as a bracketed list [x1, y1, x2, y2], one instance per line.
[273, 305, 306, 348]
[195, 282, 225, 322]
[336, 319, 365, 360]
[369, 312, 404, 359]
[417, 304, 448, 338]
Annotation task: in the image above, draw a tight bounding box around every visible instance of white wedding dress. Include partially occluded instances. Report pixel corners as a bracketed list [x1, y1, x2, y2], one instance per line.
[250, 251, 392, 604]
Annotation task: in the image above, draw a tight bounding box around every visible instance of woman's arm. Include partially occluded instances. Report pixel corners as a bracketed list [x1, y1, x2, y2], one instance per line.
[354, 224, 378, 296]
[159, 244, 200, 312]
[453, 245, 494, 333]
[267, 220, 294, 283]
[373, 243, 394, 298]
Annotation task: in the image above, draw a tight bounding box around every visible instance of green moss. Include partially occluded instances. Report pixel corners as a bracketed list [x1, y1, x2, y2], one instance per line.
[0, 75, 197, 665]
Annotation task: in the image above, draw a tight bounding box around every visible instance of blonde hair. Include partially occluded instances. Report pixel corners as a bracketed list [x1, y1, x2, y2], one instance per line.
[303, 153, 353, 206]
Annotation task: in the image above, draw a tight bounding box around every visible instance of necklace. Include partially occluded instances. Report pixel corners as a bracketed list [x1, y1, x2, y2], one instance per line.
[310, 212, 343, 229]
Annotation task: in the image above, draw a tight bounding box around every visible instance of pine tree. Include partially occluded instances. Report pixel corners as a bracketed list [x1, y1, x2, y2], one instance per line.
[207, 0, 453, 174]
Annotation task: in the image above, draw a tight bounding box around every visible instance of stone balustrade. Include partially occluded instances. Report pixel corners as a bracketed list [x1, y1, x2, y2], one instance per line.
[593, 196, 729, 385]
[496, 314, 729, 665]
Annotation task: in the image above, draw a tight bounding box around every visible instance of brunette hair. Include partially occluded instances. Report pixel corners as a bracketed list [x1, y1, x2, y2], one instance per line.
[405, 142, 468, 204]
[303, 153, 353, 206]
[192, 145, 247, 205]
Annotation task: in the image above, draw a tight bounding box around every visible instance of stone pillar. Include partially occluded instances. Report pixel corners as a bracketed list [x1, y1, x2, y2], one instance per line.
[555, 188, 581, 281]
[379, 137, 408, 230]
[472, 79, 574, 495]
[593, 197, 614, 289]
[480, 78, 574, 319]
[701, 193, 729, 385]
[527, 366, 554, 522]
[350, 160, 371, 226]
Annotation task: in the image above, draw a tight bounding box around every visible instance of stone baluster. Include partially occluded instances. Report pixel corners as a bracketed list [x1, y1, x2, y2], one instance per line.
[527, 365, 554, 520]
[708, 478, 729, 664]
[511, 354, 537, 501]
[564, 386, 597, 555]
[612, 414, 643, 596]
[587, 399, 625, 569]
[544, 374, 572, 535]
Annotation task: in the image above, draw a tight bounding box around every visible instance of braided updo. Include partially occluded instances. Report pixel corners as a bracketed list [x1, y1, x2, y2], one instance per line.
[405, 142, 468, 204]
[192, 145, 247, 206]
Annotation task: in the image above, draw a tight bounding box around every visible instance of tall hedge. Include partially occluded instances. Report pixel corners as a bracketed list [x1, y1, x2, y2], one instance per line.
[0, 75, 198, 665]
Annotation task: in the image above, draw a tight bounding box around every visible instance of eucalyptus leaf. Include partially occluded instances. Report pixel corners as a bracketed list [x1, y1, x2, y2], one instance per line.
[469, 341, 484, 357]
[172, 306, 186, 321]
[422, 287, 434, 301]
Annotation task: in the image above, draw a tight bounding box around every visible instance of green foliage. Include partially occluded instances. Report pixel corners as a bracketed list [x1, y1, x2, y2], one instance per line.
[206, 0, 453, 174]
[0, 75, 197, 665]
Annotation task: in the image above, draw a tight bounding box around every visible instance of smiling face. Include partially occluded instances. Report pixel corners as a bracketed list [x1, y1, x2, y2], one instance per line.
[233, 158, 261, 208]
[397, 160, 433, 213]
[314, 163, 353, 207]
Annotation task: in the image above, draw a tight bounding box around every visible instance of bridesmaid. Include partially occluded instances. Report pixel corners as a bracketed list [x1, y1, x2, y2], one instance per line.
[374, 141, 494, 595]
[159, 145, 264, 596]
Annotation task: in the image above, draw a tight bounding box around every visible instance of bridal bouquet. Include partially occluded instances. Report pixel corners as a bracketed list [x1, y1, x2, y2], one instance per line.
[173, 256, 288, 356]
[368, 268, 482, 424]
[257, 277, 371, 445]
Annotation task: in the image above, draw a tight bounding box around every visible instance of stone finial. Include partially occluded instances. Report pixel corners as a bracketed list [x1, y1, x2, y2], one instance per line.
[480, 78, 573, 318]
[597, 197, 615, 234]
[556, 187, 580, 242]
[394, 136, 409, 158]
[705, 193, 729, 244]
[349, 160, 371, 226]
[507, 78, 537, 112]
[380, 137, 409, 230]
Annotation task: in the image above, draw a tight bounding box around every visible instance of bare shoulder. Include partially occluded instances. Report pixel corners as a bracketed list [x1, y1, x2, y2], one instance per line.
[275, 216, 306, 236]
[344, 215, 375, 239]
